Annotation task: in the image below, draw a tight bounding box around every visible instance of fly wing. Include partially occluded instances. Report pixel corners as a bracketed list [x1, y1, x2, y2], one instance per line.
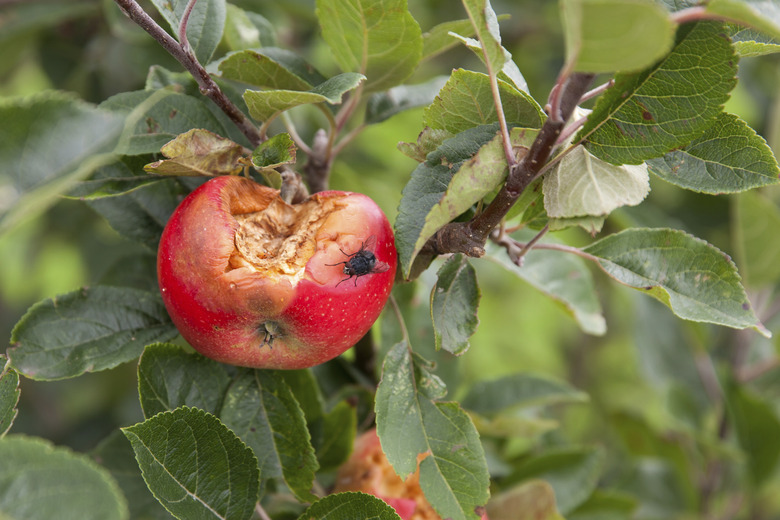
[362, 235, 377, 252]
[370, 260, 390, 274]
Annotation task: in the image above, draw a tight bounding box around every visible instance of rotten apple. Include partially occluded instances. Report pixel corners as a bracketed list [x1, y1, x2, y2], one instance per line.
[157, 175, 396, 369]
[335, 429, 489, 520]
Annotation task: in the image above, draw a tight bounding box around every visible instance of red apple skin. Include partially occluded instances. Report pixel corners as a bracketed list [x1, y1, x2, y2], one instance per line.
[157, 175, 396, 369]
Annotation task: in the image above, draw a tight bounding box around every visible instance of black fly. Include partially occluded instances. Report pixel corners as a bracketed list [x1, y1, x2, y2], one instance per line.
[326, 236, 390, 287]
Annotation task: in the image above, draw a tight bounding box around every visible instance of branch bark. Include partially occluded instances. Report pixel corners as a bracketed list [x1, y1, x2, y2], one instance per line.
[304, 129, 332, 194]
[423, 72, 595, 257]
[113, 0, 263, 147]
[114, 0, 311, 200]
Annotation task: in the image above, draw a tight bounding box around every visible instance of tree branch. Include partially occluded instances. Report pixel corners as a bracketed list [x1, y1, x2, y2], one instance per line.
[113, 0, 263, 148]
[304, 129, 332, 194]
[424, 72, 595, 257]
[114, 0, 312, 201]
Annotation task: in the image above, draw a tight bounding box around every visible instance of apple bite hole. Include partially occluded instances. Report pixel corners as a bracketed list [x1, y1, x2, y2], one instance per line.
[229, 195, 341, 282]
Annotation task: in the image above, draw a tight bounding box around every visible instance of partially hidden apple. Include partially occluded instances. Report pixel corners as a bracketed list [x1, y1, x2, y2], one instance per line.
[334, 429, 489, 520]
[157, 175, 396, 369]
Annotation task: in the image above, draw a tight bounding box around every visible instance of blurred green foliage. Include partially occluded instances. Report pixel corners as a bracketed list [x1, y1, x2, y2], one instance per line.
[2, 0, 780, 517]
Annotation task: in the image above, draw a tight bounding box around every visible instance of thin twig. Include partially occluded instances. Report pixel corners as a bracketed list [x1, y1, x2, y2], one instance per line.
[579, 79, 614, 104]
[493, 232, 601, 268]
[738, 356, 780, 383]
[388, 295, 411, 345]
[555, 115, 588, 145]
[546, 72, 567, 122]
[178, 0, 198, 54]
[514, 224, 549, 263]
[670, 6, 736, 25]
[304, 129, 332, 193]
[332, 123, 367, 157]
[487, 66, 515, 167]
[280, 112, 314, 156]
[113, 0, 263, 147]
[695, 350, 724, 404]
[424, 73, 595, 258]
[334, 86, 364, 133]
[255, 503, 272, 520]
[522, 241, 601, 263]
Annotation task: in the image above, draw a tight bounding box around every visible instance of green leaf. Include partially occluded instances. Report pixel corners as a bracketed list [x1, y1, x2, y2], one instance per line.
[375, 343, 490, 520]
[658, 2, 700, 14]
[415, 129, 537, 264]
[143, 67, 254, 147]
[488, 240, 606, 336]
[366, 76, 449, 125]
[146, 66, 197, 92]
[486, 480, 564, 520]
[726, 380, 780, 486]
[397, 127, 453, 163]
[395, 124, 502, 277]
[462, 0, 506, 72]
[144, 129, 248, 177]
[8, 286, 177, 380]
[548, 215, 605, 234]
[252, 133, 297, 170]
[68, 157, 166, 200]
[123, 407, 259, 520]
[243, 72, 365, 122]
[0, 435, 128, 520]
[510, 447, 605, 515]
[422, 19, 480, 60]
[504, 177, 544, 223]
[621, 459, 687, 517]
[470, 412, 559, 440]
[149, 0, 226, 63]
[461, 373, 588, 415]
[217, 48, 325, 91]
[647, 112, 780, 193]
[430, 255, 480, 355]
[221, 4, 268, 51]
[610, 412, 698, 508]
[0, 91, 123, 235]
[98, 252, 158, 293]
[733, 190, 780, 287]
[543, 144, 650, 218]
[561, 0, 675, 73]
[707, 0, 780, 41]
[138, 343, 231, 418]
[298, 492, 402, 520]
[101, 89, 229, 155]
[447, 32, 530, 93]
[577, 22, 737, 165]
[0, 356, 20, 437]
[582, 228, 769, 336]
[633, 297, 709, 409]
[733, 38, 780, 55]
[315, 0, 423, 92]
[84, 159, 189, 249]
[278, 369, 325, 426]
[220, 370, 319, 502]
[567, 490, 638, 520]
[423, 69, 543, 134]
[92, 431, 175, 520]
[315, 401, 357, 471]
[0, 2, 96, 48]
[246, 12, 277, 48]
